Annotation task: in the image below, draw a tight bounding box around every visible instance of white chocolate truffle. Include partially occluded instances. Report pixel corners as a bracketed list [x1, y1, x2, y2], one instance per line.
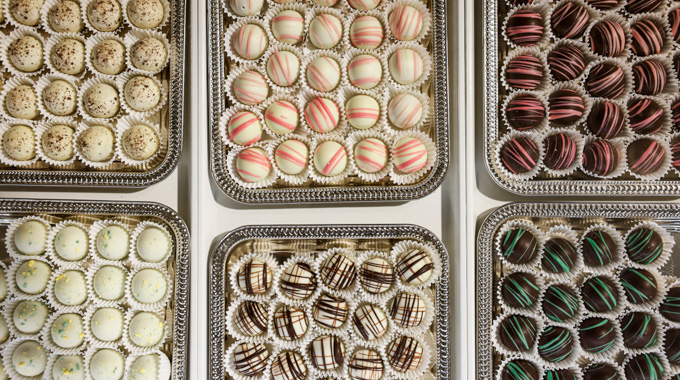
[50, 314, 85, 348]
[54, 225, 88, 260]
[274, 139, 308, 175]
[77, 126, 115, 162]
[271, 10, 304, 44]
[15, 260, 51, 294]
[90, 308, 124, 342]
[131, 268, 167, 304]
[354, 138, 388, 173]
[349, 349, 384, 380]
[234, 301, 269, 336]
[348, 54, 382, 89]
[313, 140, 347, 176]
[280, 263, 316, 300]
[12, 341, 46, 377]
[127, 0, 164, 29]
[130, 37, 167, 72]
[6, 85, 39, 120]
[232, 70, 268, 105]
[264, 100, 298, 135]
[48, 0, 84, 32]
[305, 56, 340, 92]
[232, 24, 268, 60]
[393, 137, 427, 174]
[348, 0, 380, 10]
[233, 343, 269, 377]
[311, 0, 337, 4]
[3, 125, 36, 161]
[228, 0, 262, 16]
[389, 48, 424, 85]
[312, 293, 348, 328]
[121, 124, 159, 161]
[0, 268, 7, 302]
[51, 39, 85, 75]
[0, 315, 8, 344]
[353, 304, 388, 340]
[91, 39, 126, 75]
[54, 270, 87, 306]
[14, 219, 47, 255]
[128, 312, 164, 347]
[309, 335, 345, 370]
[9, 0, 43, 26]
[304, 97, 339, 133]
[387, 336, 423, 372]
[42, 80, 77, 116]
[89, 349, 124, 380]
[345, 94, 380, 129]
[360, 257, 393, 294]
[53, 355, 85, 380]
[396, 247, 433, 284]
[350, 15, 384, 50]
[389, 292, 426, 327]
[96, 225, 129, 260]
[87, 0, 122, 32]
[271, 352, 307, 380]
[266, 51, 300, 87]
[129, 354, 160, 380]
[42, 125, 75, 162]
[124, 76, 161, 112]
[308, 14, 342, 49]
[237, 258, 272, 295]
[83, 84, 119, 118]
[136, 227, 171, 263]
[13, 300, 48, 334]
[9, 36, 43, 73]
[389, 5, 423, 41]
[227, 111, 262, 146]
[235, 147, 271, 183]
[93, 266, 126, 301]
[273, 305, 308, 341]
[388, 93, 423, 130]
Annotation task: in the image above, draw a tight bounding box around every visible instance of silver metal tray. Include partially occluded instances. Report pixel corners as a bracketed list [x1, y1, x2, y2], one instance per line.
[0, 198, 190, 380]
[208, 0, 450, 204]
[476, 202, 680, 380]
[208, 224, 450, 380]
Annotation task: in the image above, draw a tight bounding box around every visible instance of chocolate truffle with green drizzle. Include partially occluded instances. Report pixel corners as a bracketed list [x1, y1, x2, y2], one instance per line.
[498, 314, 538, 352]
[619, 268, 658, 305]
[582, 229, 617, 268]
[582, 363, 620, 380]
[661, 287, 680, 322]
[626, 227, 664, 266]
[542, 284, 579, 323]
[624, 353, 664, 380]
[582, 276, 619, 313]
[578, 317, 617, 355]
[621, 312, 658, 349]
[542, 237, 577, 274]
[500, 272, 540, 310]
[537, 326, 575, 363]
[543, 368, 578, 380]
[500, 359, 539, 380]
[665, 329, 680, 365]
[500, 228, 538, 265]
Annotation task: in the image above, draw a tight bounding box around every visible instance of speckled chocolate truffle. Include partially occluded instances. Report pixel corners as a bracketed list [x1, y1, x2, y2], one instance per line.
[124, 76, 161, 112]
[87, 0, 122, 32]
[127, 0, 164, 29]
[50, 39, 85, 75]
[9, 0, 44, 26]
[130, 37, 167, 72]
[41, 124, 74, 161]
[121, 124, 159, 161]
[91, 39, 126, 75]
[3, 125, 35, 161]
[48, 0, 84, 32]
[9, 36, 43, 73]
[77, 125, 115, 162]
[6, 85, 39, 120]
[83, 83, 119, 118]
[42, 80, 77, 116]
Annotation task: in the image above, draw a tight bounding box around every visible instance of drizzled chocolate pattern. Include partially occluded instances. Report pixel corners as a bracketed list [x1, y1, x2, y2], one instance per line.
[665, 328, 680, 365]
[233, 342, 270, 376]
[353, 304, 388, 340]
[671, 136, 680, 171]
[543, 132, 577, 171]
[672, 99, 680, 129]
[348, 349, 384, 380]
[619, 268, 658, 305]
[312, 293, 348, 329]
[581, 276, 619, 313]
[396, 248, 434, 285]
[628, 98, 664, 135]
[237, 258, 271, 295]
[389, 292, 426, 327]
[626, 227, 663, 265]
[675, 54, 680, 79]
[506, 9, 545, 46]
[671, 9, 680, 43]
[537, 326, 574, 363]
[624, 353, 664, 380]
[633, 59, 667, 96]
[544, 369, 578, 380]
[548, 88, 584, 125]
[662, 287, 680, 322]
[627, 138, 666, 175]
[271, 351, 307, 380]
[501, 360, 539, 380]
[587, 101, 625, 139]
[542, 284, 579, 323]
[309, 335, 345, 370]
[578, 317, 617, 354]
[589, 20, 626, 57]
[582, 139, 620, 177]
[387, 336, 424, 372]
[505, 54, 544, 90]
[541, 237, 577, 273]
[626, 0, 663, 14]
[582, 363, 620, 380]
[320, 253, 357, 290]
[274, 305, 308, 341]
[506, 94, 546, 130]
[359, 257, 394, 294]
[621, 312, 658, 349]
[235, 300, 269, 336]
[585, 0, 619, 10]
[585, 62, 625, 99]
[582, 229, 617, 267]
[501, 227, 538, 264]
[281, 262, 317, 300]
[547, 44, 586, 81]
[551, 2, 590, 39]
[630, 19, 665, 57]
[500, 272, 540, 309]
[500, 137, 540, 174]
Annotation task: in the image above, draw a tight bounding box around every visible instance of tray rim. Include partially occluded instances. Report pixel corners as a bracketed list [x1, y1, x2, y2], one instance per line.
[0, 0, 187, 188]
[207, 0, 450, 204]
[0, 198, 191, 380]
[207, 224, 451, 380]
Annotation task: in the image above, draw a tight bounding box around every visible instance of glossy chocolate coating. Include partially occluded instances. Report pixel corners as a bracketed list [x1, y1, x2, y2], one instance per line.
[501, 359, 539, 380]
[671, 99, 680, 129]
[505, 54, 544, 90]
[549, 88, 584, 125]
[500, 272, 540, 309]
[500, 227, 538, 264]
[586, 63, 625, 99]
[625, 227, 663, 265]
[631, 19, 665, 57]
[537, 326, 574, 363]
[548, 44, 586, 81]
[589, 20, 626, 57]
[585, 0, 619, 10]
[619, 268, 658, 305]
[582, 139, 620, 177]
[543, 133, 577, 171]
[578, 317, 617, 354]
[582, 276, 619, 313]
[671, 8, 680, 43]
[583, 363, 621, 380]
[621, 312, 658, 349]
[624, 354, 664, 380]
[582, 229, 617, 267]
[661, 287, 680, 322]
[506, 9, 544, 46]
[628, 98, 664, 135]
[506, 93, 545, 130]
[499, 316, 538, 352]
[542, 284, 579, 323]
[542, 237, 577, 274]
[320, 253, 357, 290]
[500, 137, 540, 174]
[671, 136, 680, 171]
[544, 369, 578, 380]
[626, 0, 663, 14]
[665, 328, 680, 365]
[550, 2, 590, 39]
[633, 59, 667, 96]
[627, 139, 666, 175]
[587, 101, 625, 139]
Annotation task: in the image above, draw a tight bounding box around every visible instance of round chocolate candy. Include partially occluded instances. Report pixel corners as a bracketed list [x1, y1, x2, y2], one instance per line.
[633, 59, 667, 95]
[237, 258, 272, 295]
[387, 336, 423, 373]
[500, 272, 540, 310]
[389, 292, 426, 328]
[665, 328, 680, 365]
[582, 139, 620, 177]
[624, 354, 664, 380]
[672, 98, 680, 129]
[500, 360, 539, 380]
[506, 9, 544, 46]
[582, 229, 617, 267]
[587, 101, 624, 139]
[625, 227, 663, 266]
[672, 136, 680, 171]
[582, 276, 619, 313]
[508, 0, 533, 4]
[582, 363, 620, 380]
[353, 304, 388, 340]
[547, 44, 585, 82]
[627, 138, 666, 176]
[500, 137, 540, 175]
[505, 93, 545, 130]
[396, 248, 433, 285]
[630, 19, 665, 57]
[312, 293, 348, 329]
[619, 268, 658, 305]
[543, 132, 577, 171]
[500, 227, 538, 264]
[661, 287, 680, 322]
[348, 349, 383, 380]
[233, 342, 269, 376]
[671, 9, 680, 43]
[585, 0, 619, 10]
[621, 312, 658, 349]
[542, 284, 579, 323]
[309, 335, 345, 370]
[578, 317, 617, 354]
[505, 54, 544, 90]
[543, 369, 578, 380]
[235, 301, 268, 336]
[589, 20, 626, 57]
[585, 62, 625, 99]
[626, 0, 662, 14]
[542, 237, 577, 274]
[551, 2, 590, 39]
[271, 351, 307, 380]
[359, 257, 393, 294]
[628, 98, 664, 135]
[280, 262, 316, 300]
[548, 88, 584, 125]
[320, 252, 357, 290]
[273, 305, 308, 341]
[537, 326, 574, 363]
[675, 54, 680, 78]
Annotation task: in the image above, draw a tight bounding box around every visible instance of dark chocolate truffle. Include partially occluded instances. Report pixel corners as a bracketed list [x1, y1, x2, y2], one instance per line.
[500, 227, 538, 264]
[505, 54, 544, 90]
[548, 44, 586, 81]
[542, 237, 577, 274]
[619, 268, 658, 305]
[500, 137, 540, 174]
[506, 9, 544, 46]
[543, 133, 577, 171]
[582, 229, 617, 267]
[624, 354, 664, 380]
[621, 312, 659, 349]
[674, 54, 680, 79]
[627, 138, 666, 175]
[661, 287, 680, 322]
[508, 0, 533, 4]
[583, 363, 621, 380]
[273, 305, 308, 341]
[501, 360, 539, 380]
[671, 99, 680, 129]
[537, 326, 575, 363]
[665, 328, 680, 365]
[498, 315, 538, 352]
[578, 317, 617, 354]
[586, 63, 625, 99]
[582, 139, 620, 177]
[633, 59, 667, 96]
[585, 0, 619, 10]
[233, 342, 270, 376]
[544, 369, 578, 380]
[626, 0, 663, 14]
[582, 276, 619, 313]
[500, 272, 540, 310]
[671, 136, 680, 171]
[389, 292, 426, 328]
[587, 101, 625, 139]
[506, 94, 546, 130]
[626, 227, 663, 266]
[386, 336, 423, 372]
[320, 252, 357, 290]
[630, 19, 666, 57]
[551, 2, 590, 39]
[235, 301, 269, 336]
[542, 284, 579, 323]
[628, 98, 664, 135]
[671, 8, 680, 43]
[549, 88, 585, 125]
[280, 262, 317, 300]
[589, 20, 626, 57]
[309, 335, 345, 370]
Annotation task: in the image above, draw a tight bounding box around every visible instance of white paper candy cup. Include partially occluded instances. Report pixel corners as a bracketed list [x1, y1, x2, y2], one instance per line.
[78, 76, 121, 123]
[124, 266, 172, 312]
[580, 223, 625, 274]
[124, 350, 172, 380]
[219, 105, 267, 149]
[308, 134, 355, 184]
[385, 286, 435, 338]
[390, 240, 441, 291]
[576, 315, 623, 361]
[2, 338, 52, 380]
[116, 73, 167, 120]
[342, 48, 388, 94]
[227, 141, 280, 189]
[40, 311, 87, 355]
[583, 12, 631, 60]
[225, 298, 272, 344]
[496, 269, 545, 316]
[0, 29, 47, 79]
[389, 129, 436, 185]
[45, 267, 90, 313]
[383, 0, 431, 44]
[343, 9, 389, 52]
[347, 130, 393, 183]
[34, 121, 79, 167]
[115, 116, 164, 168]
[622, 220, 674, 270]
[268, 299, 313, 349]
[266, 134, 311, 185]
[122, 309, 169, 354]
[224, 17, 271, 65]
[299, 49, 344, 95]
[298, 89, 347, 137]
[624, 135, 672, 181]
[5, 215, 51, 260]
[0, 77, 40, 124]
[229, 252, 278, 302]
[35, 74, 79, 123]
[259, 44, 304, 94]
[539, 225, 584, 281]
[259, 93, 302, 137]
[355, 251, 398, 304]
[579, 136, 628, 179]
[382, 42, 432, 91]
[580, 273, 626, 319]
[40, 0, 86, 35]
[86, 263, 129, 307]
[128, 220, 173, 269]
[46, 220, 90, 268]
[224, 340, 274, 380]
[124, 29, 170, 75]
[307, 290, 356, 337]
[492, 130, 545, 182]
[85, 32, 128, 78]
[273, 253, 321, 307]
[3, 297, 49, 341]
[121, 0, 170, 32]
[44, 33, 87, 81]
[0, 123, 40, 168]
[381, 333, 433, 380]
[88, 219, 132, 266]
[541, 128, 585, 178]
[224, 63, 270, 108]
[301, 329, 351, 379]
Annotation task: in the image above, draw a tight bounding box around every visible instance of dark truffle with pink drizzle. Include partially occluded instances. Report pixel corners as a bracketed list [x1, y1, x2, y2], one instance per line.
[589, 20, 626, 57]
[543, 133, 577, 171]
[506, 93, 546, 130]
[630, 19, 665, 57]
[548, 88, 585, 125]
[586, 62, 625, 99]
[505, 54, 544, 90]
[551, 2, 590, 39]
[627, 138, 666, 176]
[633, 59, 666, 96]
[506, 9, 545, 46]
[628, 98, 664, 135]
[587, 101, 625, 139]
[500, 136, 540, 174]
[547, 44, 585, 81]
[582, 139, 620, 177]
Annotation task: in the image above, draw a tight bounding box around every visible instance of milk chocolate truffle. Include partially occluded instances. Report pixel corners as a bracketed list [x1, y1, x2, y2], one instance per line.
[48, 1, 83, 32]
[586, 0, 619, 10]
[237, 258, 272, 295]
[83, 83, 119, 118]
[127, 0, 164, 29]
[312, 293, 348, 329]
[542, 237, 577, 274]
[500, 136, 540, 175]
[348, 54, 382, 89]
[349, 349, 384, 380]
[387, 336, 423, 372]
[662, 287, 680, 322]
[542, 284, 579, 323]
[271, 10, 304, 44]
[388, 48, 423, 85]
[501, 227, 538, 264]
[633, 59, 666, 96]
[631, 19, 665, 57]
[281, 262, 316, 300]
[548, 88, 584, 125]
[626, 0, 662, 14]
[583, 363, 621, 380]
[388, 5, 423, 41]
[232, 24, 268, 60]
[624, 353, 664, 380]
[537, 326, 574, 363]
[498, 314, 538, 352]
[91, 39, 126, 75]
[9, 0, 43, 26]
[228, 0, 262, 16]
[389, 292, 426, 328]
[77, 125, 115, 162]
[321, 252, 356, 290]
[41, 124, 74, 161]
[665, 329, 680, 365]
[309, 14, 342, 49]
[589, 20, 626, 57]
[504, 54, 544, 90]
[500, 272, 540, 309]
[350, 15, 384, 50]
[42, 80, 77, 116]
[506, 9, 544, 46]
[543, 132, 577, 171]
[500, 360, 539, 380]
[309, 335, 345, 370]
[551, 2, 590, 39]
[271, 352, 307, 380]
[233, 343, 269, 377]
[6, 85, 39, 120]
[87, 0, 122, 31]
[121, 124, 159, 161]
[547, 44, 585, 82]
[628, 98, 664, 135]
[582, 229, 617, 267]
[505, 93, 545, 130]
[396, 248, 433, 285]
[235, 301, 268, 336]
[306, 56, 341, 92]
[626, 227, 663, 266]
[124, 76, 161, 112]
[51, 39, 86, 75]
[585, 62, 625, 99]
[130, 37, 167, 72]
[582, 276, 619, 313]
[9, 36, 43, 73]
[578, 317, 617, 354]
[587, 101, 624, 139]
[274, 305, 308, 341]
[582, 139, 620, 177]
[627, 138, 666, 176]
[360, 257, 393, 294]
[3, 125, 35, 161]
[353, 304, 388, 340]
[620, 268, 658, 305]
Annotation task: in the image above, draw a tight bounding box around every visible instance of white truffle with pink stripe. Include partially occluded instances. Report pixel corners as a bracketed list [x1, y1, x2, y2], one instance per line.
[304, 97, 340, 134]
[348, 54, 383, 90]
[346, 95, 380, 130]
[389, 5, 423, 41]
[235, 147, 271, 183]
[388, 93, 423, 130]
[393, 136, 427, 174]
[231, 24, 268, 60]
[275, 139, 309, 175]
[306, 56, 341, 92]
[233, 70, 269, 105]
[265, 100, 299, 135]
[309, 14, 343, 49]
[266, 51, 300, 87]
[350, 15, 384, 50]
[313, 141, 347, 176]
[354, 138, 388, 173]
[228, 111, 262, 146]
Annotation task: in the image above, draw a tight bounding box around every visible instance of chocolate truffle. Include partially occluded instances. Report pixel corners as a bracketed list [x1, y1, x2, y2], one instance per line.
[360, 257, 393, 294]
[237, 258, 272, 295]
[280, 262, 316, 300]
[274, 305, 308, 341]
[234, 301, 268, 337]
[587, 101, 624, 139]
[12, 340, 46, 377]
[309, 335, 344, 370]
[232, 70, 268, 105]
[671, 9, 680, 43]
[389, 292, 426, 328]
[130, 37, 167, 72]
[624, 354, 664, 380]
[387, 336, 423, 372]
[627, 138, 666, 176]
[42, 80, 77, 116]
[271, 352, 307, 380]
[236, 147, 271, 182]
[662, 287, 680, 322]
[353, 304, 388, 340]
[672, 98, 680, 129]
[3, 125, 35, 161]
[271, 10, 304, 44]
[622, 312, 658, 349]
[312, 293, 348, 329]
[505, 94, 545, 130]
[672, 136, 680, 171]
[500, 136, 540, 174]
[675, 54, 680, 78]
[583, 363, 620, 380]
[266, 100, 298, 135]
[542, 284, 579, 323]
[630, 19, 665, 57]
[585, 62, 625, 99]
[626, 227, 663, 266]
[626, 0, 662, 14]
[504, 54, 544, 90]
[629, 98, 664, 135]
[320, 252, 356, 290]
[551, 2, 590, 39]
[633, 59, 667, 95]
[396, 248, 433, 285]
[499, 315, 539, 349]
[227, 111, 262, 146]
[350, 15, 384, 50]
[500, 272, 540, 309]
[309, 14, 342, 49]
[232, 24, 268, 60]
[543, 133, 577, 171]
[500, 227, 538, 264]
[589, 20, 626, 57]
[665, 328, 680, 365]
[578, 317, 617, 354]
[349, 349, 383, 380]
[582, 276, 619, 313]
[585, 0, 619, 10]
[548, 88, 584, 125]
[9, 36, 43, 73]
[313, 141, 347, 176]
[41, 125, 74, 161]
[506, 9, 544, 46]
[548, 44, 585, 82]
[233, 343, 269, 376]
[87, 0, 122, 32]
[542, 237, 577, 274]
[306, 56, 341, 92]
[583, 230, 617, 267]
[582, 139, 620, 177]
[48, 0, 83, 32]
[537, 326, 574, 363]
[501, 360, 539, 380]
[274, 139, 308, 174]
[389, 5, 423, 41]
[393, 136, 428, 174]
[543, 369, 578, 380]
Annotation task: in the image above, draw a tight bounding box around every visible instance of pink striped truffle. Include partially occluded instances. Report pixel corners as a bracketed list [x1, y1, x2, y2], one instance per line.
[228, 0, 263, 16]
[236, 147, 271, 183]
[346, 94, 380, 129]
[304, 97, 340, 133]
[306, 56, 341, 92]
[354, 138, 388, 173]
[228, 111, 262, 146]
[309, 14, 343, 49]
[389, 5, 423, 41]
[348, 54, 382, 90]
[232, 24, 268, 60]
[311, 0, 338, 5]
[393, 137, 427, 174]
[388, 48, 423, 85]
[265, 100, 298, 135]
[388, 93, 422, 130]
[266, 51, 300, 87]
[271, 10, 304, 44]
[313, 141, 347, 176]
[233, 70, 269, 105]
[348, 0, 380, 11]
[350, 15, 384, 50]
[275, 139, 309, 175]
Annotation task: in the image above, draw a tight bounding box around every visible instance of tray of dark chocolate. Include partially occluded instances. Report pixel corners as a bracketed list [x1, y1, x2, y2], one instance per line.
[208, 0, 449, 203]
[0, 198, 190, 379]
[484, 0, 680, 195]
[476, 202, 680, 380]
[0, 0, 186, 187]
[208, 224, 450, 380]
